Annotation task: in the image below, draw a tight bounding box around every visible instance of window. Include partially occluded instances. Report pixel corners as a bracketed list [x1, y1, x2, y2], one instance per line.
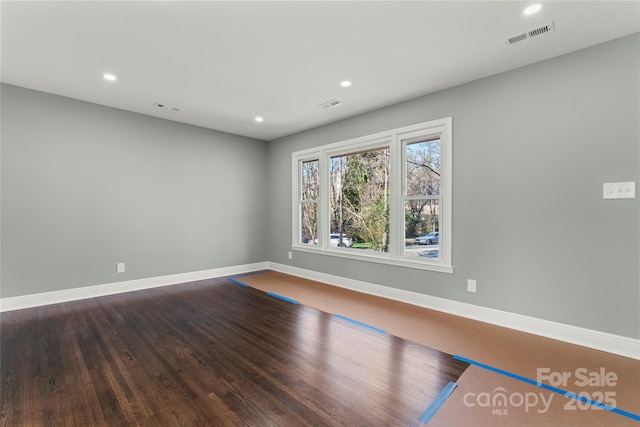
[292, 118, 452, 273]
[403, 137, 441, 260]
[330, 147, 390, 251]
[299, 159, 319, 245]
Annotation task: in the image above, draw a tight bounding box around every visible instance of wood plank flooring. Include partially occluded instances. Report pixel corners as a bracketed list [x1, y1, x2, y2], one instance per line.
[238, 271, 640, 427]
[0, 278, 468, 426]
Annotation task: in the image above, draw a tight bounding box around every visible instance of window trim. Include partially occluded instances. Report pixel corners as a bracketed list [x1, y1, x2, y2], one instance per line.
[292, 117, 453, 274]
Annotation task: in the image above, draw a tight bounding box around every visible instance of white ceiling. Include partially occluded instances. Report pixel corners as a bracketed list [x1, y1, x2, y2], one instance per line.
[2, 1, 639, 141]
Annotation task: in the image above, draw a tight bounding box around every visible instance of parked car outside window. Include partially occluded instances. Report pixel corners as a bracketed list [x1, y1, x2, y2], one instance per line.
[415, 232, 439, 245]
[329, 233, 353, 247]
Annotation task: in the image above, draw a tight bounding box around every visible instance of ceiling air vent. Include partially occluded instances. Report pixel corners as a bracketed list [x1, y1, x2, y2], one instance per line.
[153, 102, 180, 112]
[505, 21, 554, 45]
[318, 99, 342, 109]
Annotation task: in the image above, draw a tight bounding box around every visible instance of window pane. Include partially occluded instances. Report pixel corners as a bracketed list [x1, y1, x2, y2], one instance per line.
[405, 199, 440, 259]
[300, 202, 317, 245]
[301, 160, 319, 201]
[406, 139, 440, 196]
[330, 148, 390, 252]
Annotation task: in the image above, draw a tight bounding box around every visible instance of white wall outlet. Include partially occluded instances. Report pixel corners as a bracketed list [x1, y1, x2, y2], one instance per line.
[288, 251, 293, 260]
[603, 182, 635, 199]
[116, 262, 125, 273]
[467, 279, 477, 293]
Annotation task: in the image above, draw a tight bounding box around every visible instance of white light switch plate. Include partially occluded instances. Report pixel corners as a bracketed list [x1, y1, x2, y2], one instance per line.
[603, 182, 635, 199]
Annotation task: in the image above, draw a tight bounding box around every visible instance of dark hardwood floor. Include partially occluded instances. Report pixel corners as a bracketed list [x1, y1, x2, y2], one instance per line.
[1, 277, 468, 426]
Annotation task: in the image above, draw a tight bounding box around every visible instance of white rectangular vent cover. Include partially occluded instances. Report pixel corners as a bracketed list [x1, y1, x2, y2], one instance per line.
[318, 99, 342, 109]
[505, 21, 555, 45]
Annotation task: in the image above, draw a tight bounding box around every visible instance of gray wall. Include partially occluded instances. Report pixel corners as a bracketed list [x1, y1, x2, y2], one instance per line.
[1, 84, 268, 298]
[2, 34, 638, 340]
[266, 34, 640, 339]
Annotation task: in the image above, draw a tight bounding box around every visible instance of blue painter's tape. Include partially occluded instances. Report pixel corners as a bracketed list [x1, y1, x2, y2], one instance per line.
[227, 271, 270, 285]
[227, 277, 248, 287]
[333, 314, 386, 334]
[419, 381, 457, 424]
[453, 355, 640, 422]
[267, 292, 299, 304]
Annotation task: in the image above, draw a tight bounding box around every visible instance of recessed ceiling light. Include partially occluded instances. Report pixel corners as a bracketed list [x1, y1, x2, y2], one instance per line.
[255, 116, 264, 123]
[340, 80, 352, 87]
[523, 3, 543, 15]
[102, 73, 117, 82]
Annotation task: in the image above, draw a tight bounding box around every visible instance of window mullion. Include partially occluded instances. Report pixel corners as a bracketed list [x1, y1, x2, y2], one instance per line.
[318, 152, 329, 249]
[389, 135, 402, 258]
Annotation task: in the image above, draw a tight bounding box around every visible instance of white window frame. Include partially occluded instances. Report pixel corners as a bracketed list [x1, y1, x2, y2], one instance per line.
[292, 117, 452, 273]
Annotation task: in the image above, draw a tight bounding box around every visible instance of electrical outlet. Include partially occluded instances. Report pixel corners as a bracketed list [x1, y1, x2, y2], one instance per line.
[288, 251, 293, 260]
[116, 262, 125, 273]
[603, 182, 635, 199]
[467, 279, 477, 293]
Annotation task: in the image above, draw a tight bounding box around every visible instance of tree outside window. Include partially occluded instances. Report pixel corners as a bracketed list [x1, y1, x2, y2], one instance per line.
[330, 148, 390, 251]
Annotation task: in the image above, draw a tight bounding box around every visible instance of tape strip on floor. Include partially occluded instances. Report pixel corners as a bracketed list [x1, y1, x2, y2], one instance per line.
[419, 381, 458, 424]
[333, 314, 386, 334]
[227, 277, 249, 287]
[453, 355, 640, 422]
[267, 292, 299, 304]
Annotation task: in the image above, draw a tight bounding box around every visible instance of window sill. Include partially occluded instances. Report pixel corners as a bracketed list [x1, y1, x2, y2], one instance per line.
[291, 244, 454, 274]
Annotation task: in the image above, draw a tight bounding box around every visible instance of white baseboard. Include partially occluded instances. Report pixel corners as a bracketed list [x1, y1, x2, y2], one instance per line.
[267, 262, 640, 360]
[2, 261, 638, 360]
[0, 262, 268, 312]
